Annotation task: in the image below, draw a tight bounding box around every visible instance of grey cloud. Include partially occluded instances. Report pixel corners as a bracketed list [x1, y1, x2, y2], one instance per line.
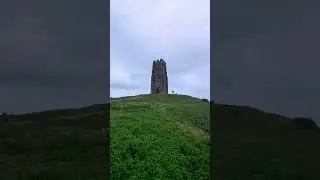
[0, 0, 109, 113]
[110, 82, 141, 90]
[212, 0, 320, 122]
[111, 17, 209, 90]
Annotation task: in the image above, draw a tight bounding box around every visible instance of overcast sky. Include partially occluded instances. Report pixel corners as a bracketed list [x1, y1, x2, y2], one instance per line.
[1, 0, 319, 123]
[0, 0, 108, 114]
[212, 0, 320, 123]
[110, 0, 210, 99]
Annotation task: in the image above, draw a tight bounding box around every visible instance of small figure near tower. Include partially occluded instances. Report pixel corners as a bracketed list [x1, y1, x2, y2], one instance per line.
[151, 59, 168, 94]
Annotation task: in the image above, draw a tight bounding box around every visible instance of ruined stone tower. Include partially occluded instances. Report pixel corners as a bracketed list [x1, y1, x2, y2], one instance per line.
[151, 59, 168, 94]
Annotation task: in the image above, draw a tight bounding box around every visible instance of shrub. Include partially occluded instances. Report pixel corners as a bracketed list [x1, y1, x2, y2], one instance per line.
[1, 112, 8, 120]
[201, 98, 209, 103]
[293, 117, 318, 130]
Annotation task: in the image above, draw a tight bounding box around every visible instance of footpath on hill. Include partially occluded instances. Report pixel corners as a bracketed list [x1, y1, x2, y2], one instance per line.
[110, 94, 210, 179]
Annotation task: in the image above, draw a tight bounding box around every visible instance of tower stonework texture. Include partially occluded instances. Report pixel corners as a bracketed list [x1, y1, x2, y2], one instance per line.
[151, 59, 168, 94]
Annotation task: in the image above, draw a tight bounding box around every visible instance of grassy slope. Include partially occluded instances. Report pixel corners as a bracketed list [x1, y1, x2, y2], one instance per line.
[4, 93, 318, 179]
[0, 94, 210, 179]
[212, 103, 320, 180]
[110, 94, 210, 179]
[0, 104, 108, 179]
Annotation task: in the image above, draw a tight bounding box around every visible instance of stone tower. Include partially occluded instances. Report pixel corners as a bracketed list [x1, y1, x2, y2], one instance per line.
[151, 59, 168, 94]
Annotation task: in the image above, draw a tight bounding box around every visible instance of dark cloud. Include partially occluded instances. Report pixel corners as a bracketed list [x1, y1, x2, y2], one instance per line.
[0, 0, 109, 113]
[212, 0, 320, 123]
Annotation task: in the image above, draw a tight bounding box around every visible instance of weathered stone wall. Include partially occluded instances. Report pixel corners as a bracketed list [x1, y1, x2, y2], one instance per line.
[150, 59, 168, 94]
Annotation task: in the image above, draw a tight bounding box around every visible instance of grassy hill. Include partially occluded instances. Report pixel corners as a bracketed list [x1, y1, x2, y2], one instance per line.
[0, 104, 108, 179]
[212, 102, 320, 180]
[2, 93, 319, 179]
[0, 94, 210, 179]
[110, 94, 210, 179]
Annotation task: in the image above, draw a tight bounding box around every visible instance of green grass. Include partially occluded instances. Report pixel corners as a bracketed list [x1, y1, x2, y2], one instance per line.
[0, 104, 108, 180]
[110, 94, 210, 179]
[212, 103, 320, 180]
[0, 94, 210, 179]
[3, 93, 319, 179]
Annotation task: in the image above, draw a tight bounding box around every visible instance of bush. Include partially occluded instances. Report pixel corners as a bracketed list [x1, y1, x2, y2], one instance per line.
[293, 117, 318, 130]
[201, 98, 209, 103]
[1, 112, 8, 120]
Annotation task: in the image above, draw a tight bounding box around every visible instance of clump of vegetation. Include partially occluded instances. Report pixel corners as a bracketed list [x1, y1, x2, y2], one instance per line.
[201, 98, 209, 103]
[0, 112, 8, 120]
[293, 117, 318, 130]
